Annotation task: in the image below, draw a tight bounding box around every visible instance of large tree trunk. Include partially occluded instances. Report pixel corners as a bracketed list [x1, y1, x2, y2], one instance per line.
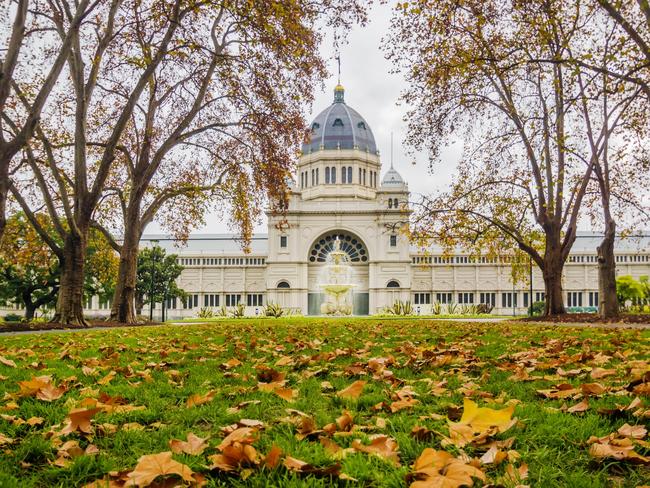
[110, 199, 142, 324]
[597, 220, 618, 318]
[52, 228, 89, 326]
[543, 235, 566, 315]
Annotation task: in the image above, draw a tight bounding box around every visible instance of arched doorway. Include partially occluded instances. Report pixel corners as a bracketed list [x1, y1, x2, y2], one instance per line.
[307, 230, 369, 315]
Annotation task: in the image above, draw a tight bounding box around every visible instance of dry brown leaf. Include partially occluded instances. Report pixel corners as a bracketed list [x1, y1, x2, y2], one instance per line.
[567, 399, 589, 414]
[60, 407, 102, 435]
[410, 448, 486, 488]
[336, 380, 366, 400]
[617, 423, 647, 439]
[0, 356, 16, 368]
[283, 456, 342, 477]
[186, 390, 216, 408]
[36, 383, 66, 402]
[581, 383, 607, 396]
[126, 451, 195, 487]
[218, 427, 256, 450]
[390, 397, 420, 413]
[264, 444, 283, 468]
[273, 387, 297, 403]
[590, 367, 616, 379]
[226, 400, 261, 414]
[169, 433, 208, 455]
[351, 435, 400, 466]
[220, 358, 242, 370]
[479, 446, 507, 465]
[97, 371, 117, 386]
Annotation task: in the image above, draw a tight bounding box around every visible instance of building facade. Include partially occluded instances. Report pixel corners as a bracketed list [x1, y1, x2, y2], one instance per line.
[44, 86, 650, 318]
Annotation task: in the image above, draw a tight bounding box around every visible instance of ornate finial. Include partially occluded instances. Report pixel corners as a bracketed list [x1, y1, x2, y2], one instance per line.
[334, 84, 344, 103]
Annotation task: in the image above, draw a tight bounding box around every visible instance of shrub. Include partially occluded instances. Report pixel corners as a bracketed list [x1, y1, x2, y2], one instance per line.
[263, 302, 284, 318]
[382, 300, 414, 316]
[431, 302, 442, 315]
[3, 313, 21, 322]
[446, 302, 458, 315]
[197, 307, 214, 319]
[476, 303, 494, 314]
[530, 301, 545, 316]
[230, 303, 245, 318]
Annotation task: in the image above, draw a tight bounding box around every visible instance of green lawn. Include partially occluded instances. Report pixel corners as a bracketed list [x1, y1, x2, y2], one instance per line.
[0, 318, 648, 487]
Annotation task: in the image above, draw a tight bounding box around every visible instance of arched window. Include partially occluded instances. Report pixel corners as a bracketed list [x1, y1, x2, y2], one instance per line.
[325, 167, 330, 184]
[333, 118, 344, 127]
[387, 280, 400, 288]
[342, 166, 347, 184]
[393, 198, 399, 208]
[388, 199, 393, 208]
[277, 281, 290, 289]
[347, 167, 352, 184]
[331, 167, 336, 184]
[309, 232, 368, 263]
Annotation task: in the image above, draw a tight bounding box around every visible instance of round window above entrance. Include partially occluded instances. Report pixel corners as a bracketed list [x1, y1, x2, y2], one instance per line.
[308, 231, 368, 263]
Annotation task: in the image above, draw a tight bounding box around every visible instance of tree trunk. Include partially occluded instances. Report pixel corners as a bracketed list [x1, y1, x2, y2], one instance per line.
[0, 159, 8, 242]
[110, 200, 142, 324]
[135, 293, 144, 316]
[52, 228, 89, 326]
[543, 236, 566, 315]
[24, 303, 36, 321]
[597, 220, 618, 318]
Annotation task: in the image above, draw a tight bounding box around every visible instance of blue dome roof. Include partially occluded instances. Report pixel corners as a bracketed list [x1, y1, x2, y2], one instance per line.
[301, 86, 377, 154]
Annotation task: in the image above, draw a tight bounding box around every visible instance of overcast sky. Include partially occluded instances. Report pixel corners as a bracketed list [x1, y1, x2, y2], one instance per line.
[147, 1, 461, 236]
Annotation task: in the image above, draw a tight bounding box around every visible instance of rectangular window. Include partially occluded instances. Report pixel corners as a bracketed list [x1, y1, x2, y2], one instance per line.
[204, 294, 219, 307]
[166, 297, 177, 309]
[588, 291, 599, 307]
[479, 292, 496, 307]
[567, 292, 583, 307]
[226, 294, 241, 307]
[363, 168, 367, 185]
[458, 292, 474, 304]
[247, 294, 264, 307]
[311, 169, 314, 185]
[535, 292, 545, 302]
[435, 292, 453, 304]
[501, 293, 517, 308]
[414, 293, 431, 305]
[316, 168, 319, 184]
[184, 294, 198, 309]
[390, 235, 397, 247]
[280, 235, 287, 248]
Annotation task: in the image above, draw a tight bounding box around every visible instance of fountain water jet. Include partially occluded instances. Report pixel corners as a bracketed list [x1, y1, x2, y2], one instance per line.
[319, 237, 356, 315]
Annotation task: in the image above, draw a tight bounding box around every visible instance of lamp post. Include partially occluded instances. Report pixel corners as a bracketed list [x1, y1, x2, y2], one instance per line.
[149, 240, 158, 321]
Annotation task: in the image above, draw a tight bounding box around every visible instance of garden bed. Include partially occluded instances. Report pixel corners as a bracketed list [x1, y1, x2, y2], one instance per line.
[0, 319, 162, 333]
[520, 313, 650, 325]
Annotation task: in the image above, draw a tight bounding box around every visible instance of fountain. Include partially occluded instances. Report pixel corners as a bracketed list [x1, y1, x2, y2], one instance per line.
[319, 237, 356, 315]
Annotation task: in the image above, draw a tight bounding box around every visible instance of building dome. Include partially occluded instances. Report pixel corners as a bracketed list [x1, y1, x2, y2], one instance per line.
[382, 167, 405, 186]
[301, 85, 378, 154]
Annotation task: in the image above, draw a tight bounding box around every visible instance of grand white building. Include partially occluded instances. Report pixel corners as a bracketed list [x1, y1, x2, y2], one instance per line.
[101, 85, 650, 318]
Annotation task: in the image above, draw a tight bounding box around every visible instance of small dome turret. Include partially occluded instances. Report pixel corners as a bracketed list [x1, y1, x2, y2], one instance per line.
[382, 167, 405, 187]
